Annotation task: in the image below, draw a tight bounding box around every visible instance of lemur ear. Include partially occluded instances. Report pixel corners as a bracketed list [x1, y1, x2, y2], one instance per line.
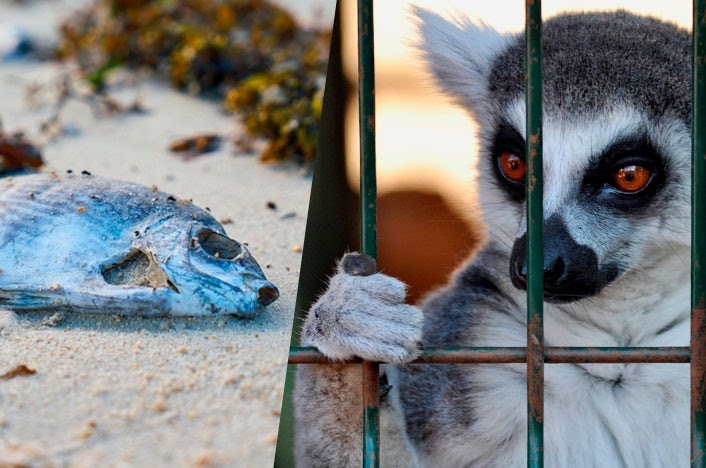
[413, 7, 512, 120]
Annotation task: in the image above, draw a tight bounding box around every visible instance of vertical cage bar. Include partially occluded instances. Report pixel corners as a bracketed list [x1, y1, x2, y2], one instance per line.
[525, 1, 544, 467]
[693, 1, 706, 466]
[358, 0, 380, 467]
[358, 0, 377, 258]
[362, 360, 380, 467]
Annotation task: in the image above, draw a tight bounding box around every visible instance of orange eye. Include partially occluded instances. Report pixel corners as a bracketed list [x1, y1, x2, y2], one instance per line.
[612, 165, 651, 192]
[499, 152, 526, 182]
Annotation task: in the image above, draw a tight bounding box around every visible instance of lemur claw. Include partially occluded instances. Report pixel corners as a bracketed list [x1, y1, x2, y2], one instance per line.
[341, 252, 377, 276]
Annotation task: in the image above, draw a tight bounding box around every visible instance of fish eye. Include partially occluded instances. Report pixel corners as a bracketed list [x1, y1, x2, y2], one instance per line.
[197, 230, 242, 259]
[498, 152, 526, 183]
[611, 165, 652, 193]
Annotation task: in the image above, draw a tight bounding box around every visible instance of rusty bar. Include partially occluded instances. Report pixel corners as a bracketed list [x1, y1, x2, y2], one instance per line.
[289, 347, 362, 364]
[693, 0, 706, 465]
[525, 0, 544, 466]
[289, 346, 691, 365]
[414, 347, 527, 363]
[289, 347, 526, 364]
[545, 347, 691, 364]
[357, 0, 379, 466]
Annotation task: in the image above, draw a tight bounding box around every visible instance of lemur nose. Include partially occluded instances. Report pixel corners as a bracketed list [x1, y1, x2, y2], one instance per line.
[542, 256, 565, 287]
[509, 215, 602, 303]
[511, 256, 565, 289]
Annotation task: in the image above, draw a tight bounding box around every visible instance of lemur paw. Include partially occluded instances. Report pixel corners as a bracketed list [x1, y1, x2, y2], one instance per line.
[302, 253, 424, 363]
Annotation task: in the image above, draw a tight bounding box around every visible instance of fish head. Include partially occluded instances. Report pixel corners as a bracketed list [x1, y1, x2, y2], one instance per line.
[141, 217, 279, 317]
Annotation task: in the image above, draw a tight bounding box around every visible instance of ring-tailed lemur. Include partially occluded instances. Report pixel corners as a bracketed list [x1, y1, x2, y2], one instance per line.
[296, 8, 692, 467]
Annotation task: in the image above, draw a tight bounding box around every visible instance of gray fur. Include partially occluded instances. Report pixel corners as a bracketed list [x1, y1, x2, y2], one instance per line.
[488, 11, 692, 122]
[296, 8, 691, 467]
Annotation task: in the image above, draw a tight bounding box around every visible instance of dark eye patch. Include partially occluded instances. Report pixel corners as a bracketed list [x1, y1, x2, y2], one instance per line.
[489, 121, 527, 202]
[580, 134, 666, 212]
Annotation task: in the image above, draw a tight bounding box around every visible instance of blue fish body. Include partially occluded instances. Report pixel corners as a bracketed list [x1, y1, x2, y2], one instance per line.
[0, 173, 278, 317]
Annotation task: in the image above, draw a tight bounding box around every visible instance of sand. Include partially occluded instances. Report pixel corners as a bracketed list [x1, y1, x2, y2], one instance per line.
[0, 1, 325, 465]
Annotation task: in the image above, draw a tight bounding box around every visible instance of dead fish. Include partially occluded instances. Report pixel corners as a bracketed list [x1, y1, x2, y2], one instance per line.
[0, 173, 278, 317]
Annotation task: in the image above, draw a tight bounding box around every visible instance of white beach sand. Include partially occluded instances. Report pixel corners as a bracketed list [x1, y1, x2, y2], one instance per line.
[0, 1, 329, 465]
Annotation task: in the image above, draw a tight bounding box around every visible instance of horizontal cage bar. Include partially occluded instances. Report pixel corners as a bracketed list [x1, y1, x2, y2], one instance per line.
[289, 346, 692, 365]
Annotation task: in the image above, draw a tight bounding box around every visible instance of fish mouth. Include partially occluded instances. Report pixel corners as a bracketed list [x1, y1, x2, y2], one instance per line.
[191, 227, 279, 310]
[187, 270, 280, 314]
[257, 283, 279, 306]
[221, 278, 280, 310]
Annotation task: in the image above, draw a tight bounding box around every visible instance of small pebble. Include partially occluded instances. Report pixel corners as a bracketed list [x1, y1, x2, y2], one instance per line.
[153, 400, 167, 412]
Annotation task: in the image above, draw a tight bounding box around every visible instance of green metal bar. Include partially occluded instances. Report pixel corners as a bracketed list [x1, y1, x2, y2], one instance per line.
[357, 1, 379, 467]
[289, 346, 691, 364]
[693, 1, 706, 465]
[525, 1, 544, 467]
[358, 0, 377, 259]
[362, 360, 380, 467]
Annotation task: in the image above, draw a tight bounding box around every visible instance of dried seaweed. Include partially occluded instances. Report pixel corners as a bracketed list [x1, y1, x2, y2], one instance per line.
[0, 118, 43, 175]
[1, 364, 37, 379]
[35, 73, 147, 142]
[58, 0, 331, 163]
[169, 133, 222, 158]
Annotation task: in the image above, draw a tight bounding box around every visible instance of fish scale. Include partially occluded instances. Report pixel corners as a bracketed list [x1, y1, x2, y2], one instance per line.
[0, 173, 278, 317]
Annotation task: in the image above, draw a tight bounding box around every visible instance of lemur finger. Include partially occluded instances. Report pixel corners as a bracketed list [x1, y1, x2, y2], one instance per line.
[341, 303, 423, 333]
[328, 270, 408, 304]
[342, 334, 423, 363]
[319, 332, 422, 363]
[337, 303, 422, 335]
[302, 300, 423, 362]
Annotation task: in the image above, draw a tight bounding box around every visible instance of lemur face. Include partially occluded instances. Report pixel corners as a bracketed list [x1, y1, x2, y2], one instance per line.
[487, 105, 688, 303]
[416, 9, 691, 303]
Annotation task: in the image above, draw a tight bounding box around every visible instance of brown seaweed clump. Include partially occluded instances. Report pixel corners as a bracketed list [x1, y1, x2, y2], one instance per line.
[0, 119, 43, 175]
[58, 0, 331, 163]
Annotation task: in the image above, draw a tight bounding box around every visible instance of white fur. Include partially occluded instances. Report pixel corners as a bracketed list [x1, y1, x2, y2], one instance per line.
[413, 6, 513, 124]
